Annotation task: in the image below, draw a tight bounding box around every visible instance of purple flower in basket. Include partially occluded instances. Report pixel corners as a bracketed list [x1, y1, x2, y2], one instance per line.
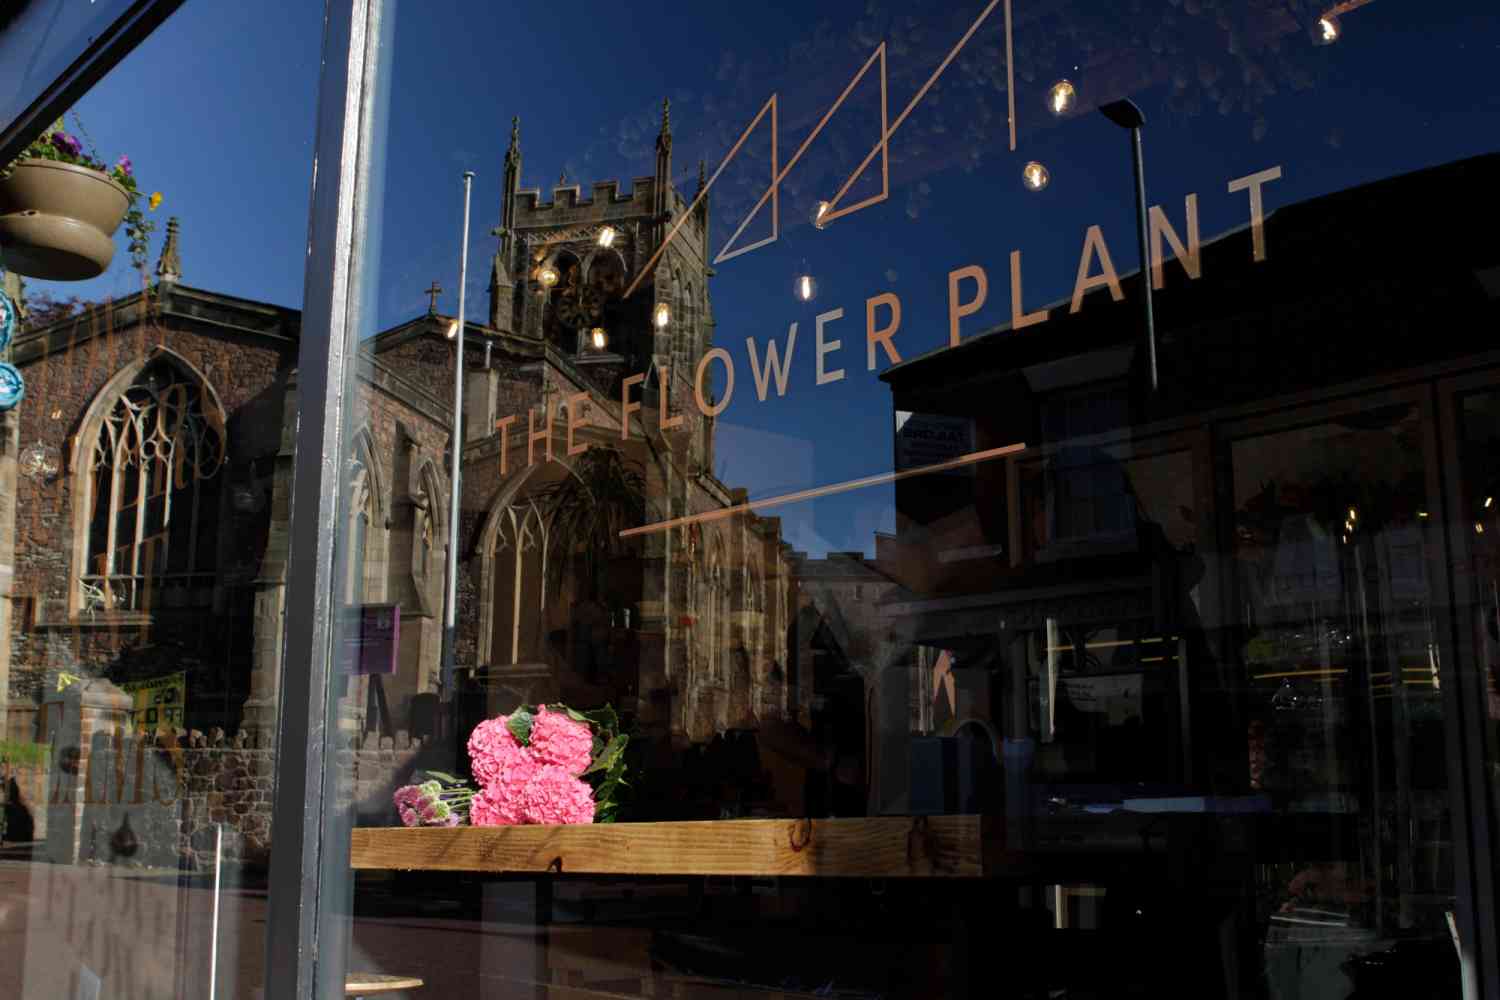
[49, 131, 82, 159]
[115, 155, 133, 177]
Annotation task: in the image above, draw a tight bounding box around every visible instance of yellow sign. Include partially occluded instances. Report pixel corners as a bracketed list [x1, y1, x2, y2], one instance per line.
[121, 672, 186, 730]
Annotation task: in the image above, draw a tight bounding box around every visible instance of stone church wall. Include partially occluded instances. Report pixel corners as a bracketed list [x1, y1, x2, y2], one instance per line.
[379, 336, 458, 412]
[8, 306, 295, 712]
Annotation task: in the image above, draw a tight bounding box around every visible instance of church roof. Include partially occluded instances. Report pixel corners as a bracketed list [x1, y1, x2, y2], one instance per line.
[12, 282, 300, 367]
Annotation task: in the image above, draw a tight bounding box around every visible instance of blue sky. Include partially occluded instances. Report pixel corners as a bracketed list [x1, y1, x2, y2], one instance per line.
[28, 0, 1500, 558]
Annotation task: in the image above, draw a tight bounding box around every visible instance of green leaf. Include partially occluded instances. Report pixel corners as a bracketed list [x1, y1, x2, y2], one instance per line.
[547, 703, 590, 724]
[506, 708, 534, 745]
[584, 734, 628, 776]
[582, 705, 619, 733]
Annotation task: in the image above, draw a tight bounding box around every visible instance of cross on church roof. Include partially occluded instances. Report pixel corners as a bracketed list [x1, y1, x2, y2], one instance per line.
[425, 281, 443, 313]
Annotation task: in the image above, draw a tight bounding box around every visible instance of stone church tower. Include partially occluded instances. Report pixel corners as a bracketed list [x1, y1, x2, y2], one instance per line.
[466, 102, 792, 744]
[485, 101, 715, 459]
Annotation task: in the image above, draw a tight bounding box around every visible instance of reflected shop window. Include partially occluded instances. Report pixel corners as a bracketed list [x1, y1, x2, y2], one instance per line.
[322, 1, 1500, 998]
[0, 1, 320, 999]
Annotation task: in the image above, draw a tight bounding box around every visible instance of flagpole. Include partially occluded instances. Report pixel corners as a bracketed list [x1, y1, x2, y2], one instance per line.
[441, 171, 474, 706]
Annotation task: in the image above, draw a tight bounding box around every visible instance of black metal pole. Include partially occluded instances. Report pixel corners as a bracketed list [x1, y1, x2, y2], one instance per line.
[1128, 125, 1158, 394]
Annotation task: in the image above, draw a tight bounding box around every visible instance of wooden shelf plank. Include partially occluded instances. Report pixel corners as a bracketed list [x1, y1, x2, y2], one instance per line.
[351, 816, 988, 878]
[344, 971, 424, 994]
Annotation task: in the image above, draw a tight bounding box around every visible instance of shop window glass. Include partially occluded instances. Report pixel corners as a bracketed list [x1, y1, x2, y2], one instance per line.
[317, 3, 1498, 1000]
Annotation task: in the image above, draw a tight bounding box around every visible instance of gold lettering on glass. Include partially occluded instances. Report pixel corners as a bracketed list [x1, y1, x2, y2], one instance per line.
[1228, 165, 1283, 262]
[527, 400, 554, 466]
[1070, 224, 1124, 313]
[495, 414, 517, 474]
[948, 264, 988, 346]
[815, 308, 846, 385]
[865, 292, 902, 369]
[695, 348, 735, 417]
[620, 372, 646, 441]
[1009, 250, 1049, 329]
[1149, 194, 1202, 289]
[565, 391, 589, 456]
[747, 326, 797, 401]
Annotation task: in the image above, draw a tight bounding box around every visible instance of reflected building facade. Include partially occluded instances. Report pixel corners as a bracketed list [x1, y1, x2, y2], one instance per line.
[0, 106, 797, 768]
[877, 153, 1500, 976]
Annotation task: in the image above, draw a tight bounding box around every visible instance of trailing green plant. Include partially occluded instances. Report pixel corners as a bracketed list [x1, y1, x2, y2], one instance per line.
[3, 116, 163, 273]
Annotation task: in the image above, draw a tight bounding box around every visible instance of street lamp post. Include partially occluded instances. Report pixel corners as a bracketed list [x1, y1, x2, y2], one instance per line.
[1099, 99, 1157, 393]
[440, 171, 474, 706]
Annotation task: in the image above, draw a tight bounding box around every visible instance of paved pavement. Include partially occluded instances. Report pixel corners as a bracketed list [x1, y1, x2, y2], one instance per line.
[0, 850, 555, 999]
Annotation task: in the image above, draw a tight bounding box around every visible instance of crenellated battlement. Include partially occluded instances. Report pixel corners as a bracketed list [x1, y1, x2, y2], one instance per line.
[514, 176, 664, 221]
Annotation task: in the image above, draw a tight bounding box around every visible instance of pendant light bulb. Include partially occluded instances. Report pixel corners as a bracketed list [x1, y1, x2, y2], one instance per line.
[1022, 161, 1050, 192]
[1047, 79, 1077, 116]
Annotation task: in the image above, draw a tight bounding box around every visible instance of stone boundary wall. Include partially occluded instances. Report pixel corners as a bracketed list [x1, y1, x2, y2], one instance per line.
[39, 723, 430, 871]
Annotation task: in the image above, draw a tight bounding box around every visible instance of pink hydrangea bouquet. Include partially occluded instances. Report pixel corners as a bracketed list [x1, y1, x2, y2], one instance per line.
[467, 703, 628, 826]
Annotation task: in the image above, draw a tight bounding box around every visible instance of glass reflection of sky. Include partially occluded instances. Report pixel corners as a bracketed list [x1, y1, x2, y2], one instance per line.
[0, 0, 139, 133]
[23, 0, 1500, 557]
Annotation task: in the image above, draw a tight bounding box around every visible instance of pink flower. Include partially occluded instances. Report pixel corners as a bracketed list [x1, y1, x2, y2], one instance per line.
[393, 784, 422, 810]
[469, 761, 595, 826]
[470, 772, 530, 826]
[517, 764, 596, 825]
[467, 715, 529, 787]
[398, 805, 420, 828]
[528, 706, 595, 777]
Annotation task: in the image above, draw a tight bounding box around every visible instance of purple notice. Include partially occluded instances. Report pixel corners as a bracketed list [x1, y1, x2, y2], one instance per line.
[346, 604, 399, 675]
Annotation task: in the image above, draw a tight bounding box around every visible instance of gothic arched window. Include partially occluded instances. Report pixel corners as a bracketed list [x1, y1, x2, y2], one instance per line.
[678, 277, 696, 372]
[83, 360, 227, 613]
[342, 428, 387, 606]
[347, 457, 373, 604]
[491, 499, 549, 665]
[706, 534, 728, 685]
[414, 462, 443, 603]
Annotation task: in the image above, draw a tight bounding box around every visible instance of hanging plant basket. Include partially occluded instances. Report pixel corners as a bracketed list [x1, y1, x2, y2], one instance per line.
[0, 159, 131, 280]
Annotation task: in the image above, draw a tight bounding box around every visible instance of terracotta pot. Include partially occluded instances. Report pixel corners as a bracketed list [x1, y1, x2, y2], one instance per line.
[0, 159, 130, 280]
